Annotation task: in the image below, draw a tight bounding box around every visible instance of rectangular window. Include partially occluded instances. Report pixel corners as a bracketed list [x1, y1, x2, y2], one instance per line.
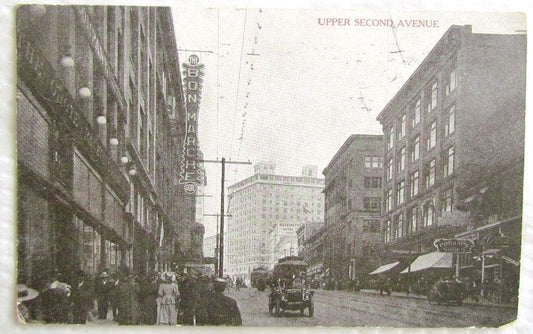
[363, 197, 381, 212]
[395, 214, 404, 239]
[387, 127, 394, 150]
[443, 146, 455, 177]
[411, 136, 420, 162]
[364, 156, 383, 168]
[408, 207, 418, 233]
[385, 188, 393, 211]
[425, 159, 436, 188]
[423, 202, 434, 227]
[396, 180, 405, 205]
[445, 68, 457, 96]
[399, 114, 406, 139]
[442, 189, 453, 212]
[387, 157, 393, 180]
[427, 80, 438, 112]
[411, 97, 421, 127]
[427, 120, 437, 150]
[410, 170, 419, 197]
[364, 177, 382, 188]
[384, 220, 391, 243]
[398, 147, 406, 172]
[445, 105, 456, 136]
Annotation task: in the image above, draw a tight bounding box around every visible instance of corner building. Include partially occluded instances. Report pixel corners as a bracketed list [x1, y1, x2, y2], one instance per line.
[376, 25, 526, 261]
[322, 135, 383, 285]
[226, 163, 324, 282]
[17, 5, 198, 287]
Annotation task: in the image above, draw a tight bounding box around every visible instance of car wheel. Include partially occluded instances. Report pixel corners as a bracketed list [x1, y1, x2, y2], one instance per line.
[308, 300, 314, 317]
[274, 300, 282, 317]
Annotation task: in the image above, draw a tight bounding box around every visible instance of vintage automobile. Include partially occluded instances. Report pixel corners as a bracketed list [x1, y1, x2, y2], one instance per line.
[268, 256, 314, 317]
[426, 279, 465, 306]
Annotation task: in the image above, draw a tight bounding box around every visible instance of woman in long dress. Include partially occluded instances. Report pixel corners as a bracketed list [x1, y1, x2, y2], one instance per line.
[157, 272, 180, 325]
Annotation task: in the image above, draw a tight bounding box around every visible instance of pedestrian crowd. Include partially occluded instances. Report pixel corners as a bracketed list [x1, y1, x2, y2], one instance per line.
[17, 266, 241, 326]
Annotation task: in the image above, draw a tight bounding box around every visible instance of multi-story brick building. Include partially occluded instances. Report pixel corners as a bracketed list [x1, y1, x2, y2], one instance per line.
[16, 5, 200, 287]
[225, 162, 324, 282]
[376, 25, 526, 265]
[322, 135, 383, 284]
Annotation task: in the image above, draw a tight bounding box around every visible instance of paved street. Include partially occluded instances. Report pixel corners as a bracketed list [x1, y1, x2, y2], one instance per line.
[227, 287, 517, 327]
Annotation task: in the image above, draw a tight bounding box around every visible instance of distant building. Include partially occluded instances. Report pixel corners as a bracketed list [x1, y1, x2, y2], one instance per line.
[297, 221, 324, 256]
[323, 135, 384, 284]
[376, 24, 526, 277]
[203, 234, 217, 258]
[301, 224, 327, 281]
[225, 162, 324, 281]
[268, 221, 304, 268]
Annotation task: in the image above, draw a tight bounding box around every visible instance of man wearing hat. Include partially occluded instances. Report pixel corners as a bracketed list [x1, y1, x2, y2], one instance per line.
[95, 270, 113, 319]
[203, 277, 242, 326]
[17, 284, 39, 323]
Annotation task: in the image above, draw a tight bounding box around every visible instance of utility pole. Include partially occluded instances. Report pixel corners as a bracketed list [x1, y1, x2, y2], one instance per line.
[202, 158, 252, 277]
[203, 213, 232, 276]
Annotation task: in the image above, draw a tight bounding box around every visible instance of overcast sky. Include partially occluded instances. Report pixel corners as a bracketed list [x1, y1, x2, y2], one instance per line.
[170, 8, 526, 237]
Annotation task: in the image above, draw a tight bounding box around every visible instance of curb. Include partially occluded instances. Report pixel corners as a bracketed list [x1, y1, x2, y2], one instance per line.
[359, 289, 517, 309]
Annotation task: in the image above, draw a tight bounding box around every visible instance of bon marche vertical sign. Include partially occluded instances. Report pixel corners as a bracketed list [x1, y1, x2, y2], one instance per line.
[179, 55, 205, 194]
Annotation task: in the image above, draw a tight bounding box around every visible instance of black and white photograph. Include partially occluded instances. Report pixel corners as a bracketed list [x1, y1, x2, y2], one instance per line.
[8, 0, 533, 331]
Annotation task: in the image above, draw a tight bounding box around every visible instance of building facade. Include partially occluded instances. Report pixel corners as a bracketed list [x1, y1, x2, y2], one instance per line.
[225, 162, 324, 281]
[268, 221, 303, 268]
[322, 135, 384, 284]
[16, 5, 200, 288]
[298, 223, 326, 281]
[376, 25, 526, 266]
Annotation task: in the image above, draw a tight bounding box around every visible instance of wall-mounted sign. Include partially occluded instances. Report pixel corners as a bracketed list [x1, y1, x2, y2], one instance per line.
[434, 238, 475, 253]
[179, 55, 205, 193]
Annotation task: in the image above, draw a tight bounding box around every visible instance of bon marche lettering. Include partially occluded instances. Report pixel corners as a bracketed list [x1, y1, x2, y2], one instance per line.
[179, 55, 204, 193]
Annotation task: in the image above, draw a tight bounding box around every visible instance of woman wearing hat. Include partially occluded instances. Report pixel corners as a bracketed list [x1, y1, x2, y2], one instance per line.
[17, 284, 39, 323]
[157, 272, 180, 325]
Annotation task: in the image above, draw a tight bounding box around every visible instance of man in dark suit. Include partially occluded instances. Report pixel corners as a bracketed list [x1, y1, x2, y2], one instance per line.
[204, 278, 242, 326]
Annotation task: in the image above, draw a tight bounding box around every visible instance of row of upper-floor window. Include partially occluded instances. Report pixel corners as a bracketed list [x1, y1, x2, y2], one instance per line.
[387, 104, 456, 155]
[385, 107, 455, 180]
[22, 6, 182, 186]
[386, 67, 457, 150]
[383, 189, 454, 242]
[384, 146, 454, 211]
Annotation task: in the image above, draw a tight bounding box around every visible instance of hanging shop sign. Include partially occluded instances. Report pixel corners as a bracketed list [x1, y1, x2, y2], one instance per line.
[179, 55, 205, 194]
[434, 238, 475, 253]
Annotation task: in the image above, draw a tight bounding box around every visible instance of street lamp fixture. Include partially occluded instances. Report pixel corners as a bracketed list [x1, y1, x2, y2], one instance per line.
[78, 87, 91, 99]
[96, 115, 107, 125]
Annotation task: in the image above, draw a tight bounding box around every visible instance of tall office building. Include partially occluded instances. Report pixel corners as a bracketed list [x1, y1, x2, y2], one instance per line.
[225, 162, 324, 281]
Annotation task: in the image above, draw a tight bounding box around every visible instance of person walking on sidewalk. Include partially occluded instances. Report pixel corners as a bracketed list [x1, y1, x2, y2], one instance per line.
[157, 272, 180, 325]
[113, 266, 140, 325]
[95, 271, 113, 320]
[70, 270, 93, 324]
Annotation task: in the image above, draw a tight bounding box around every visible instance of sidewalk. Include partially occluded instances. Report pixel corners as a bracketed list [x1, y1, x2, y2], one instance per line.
[359, 289, 517, 309]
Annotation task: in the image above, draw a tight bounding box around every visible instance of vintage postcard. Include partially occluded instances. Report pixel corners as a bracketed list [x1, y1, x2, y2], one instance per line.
[9, 0, 532, 331]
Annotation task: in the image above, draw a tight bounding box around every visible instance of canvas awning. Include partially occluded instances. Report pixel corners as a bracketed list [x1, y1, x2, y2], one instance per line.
[401, 252, 453, 274]
[369, 261, 400, 275]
